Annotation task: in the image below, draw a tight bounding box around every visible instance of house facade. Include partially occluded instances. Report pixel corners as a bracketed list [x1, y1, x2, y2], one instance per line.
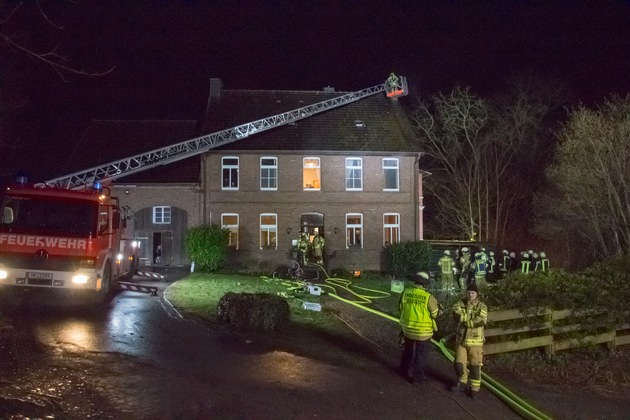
[199, 80, 425, 273]
[203, 151, 424, 273]
[77, 79, 425, 272]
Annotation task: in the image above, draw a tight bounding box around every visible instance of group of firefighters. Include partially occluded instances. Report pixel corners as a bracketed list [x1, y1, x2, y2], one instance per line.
[296, 229, 326, 266]
[437, 247, 551, 291]
[398, 247, 551, 398]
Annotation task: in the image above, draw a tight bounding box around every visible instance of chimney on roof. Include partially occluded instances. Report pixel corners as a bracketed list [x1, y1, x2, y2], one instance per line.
[209, 78, 223, 99]
[323, 86, 335, 93]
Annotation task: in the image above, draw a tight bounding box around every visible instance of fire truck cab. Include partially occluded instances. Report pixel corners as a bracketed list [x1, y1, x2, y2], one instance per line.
[0, 178, 138, 304]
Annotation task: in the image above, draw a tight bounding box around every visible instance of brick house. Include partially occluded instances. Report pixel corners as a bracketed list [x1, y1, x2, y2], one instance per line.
[78, 79, 426, 272]
[198, 79, 425, 273]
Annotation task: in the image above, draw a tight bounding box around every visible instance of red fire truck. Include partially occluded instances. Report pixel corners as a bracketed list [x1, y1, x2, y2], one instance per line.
[0, 178, 138, 303]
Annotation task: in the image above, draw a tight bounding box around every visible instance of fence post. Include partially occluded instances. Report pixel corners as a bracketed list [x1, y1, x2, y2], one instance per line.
[544, 307, 554, 358]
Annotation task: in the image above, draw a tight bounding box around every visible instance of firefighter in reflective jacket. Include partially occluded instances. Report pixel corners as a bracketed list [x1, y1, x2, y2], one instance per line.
[438, 250, 455, 290]
[297, 233, 310, 266]
[473, 252, 487, 287]
[312, 231, 325, 264]
[398, 272, 439, 385]
[450, 282, 488, 399]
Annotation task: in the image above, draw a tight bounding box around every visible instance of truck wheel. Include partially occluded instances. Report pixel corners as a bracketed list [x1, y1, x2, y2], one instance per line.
[91, 263, 112, 305]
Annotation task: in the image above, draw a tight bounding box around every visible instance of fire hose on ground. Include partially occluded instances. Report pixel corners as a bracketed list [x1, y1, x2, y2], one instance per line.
[263, 265, 553, 420]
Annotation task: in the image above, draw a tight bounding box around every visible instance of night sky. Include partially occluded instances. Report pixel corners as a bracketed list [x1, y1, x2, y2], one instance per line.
[2, 0, 630, 180]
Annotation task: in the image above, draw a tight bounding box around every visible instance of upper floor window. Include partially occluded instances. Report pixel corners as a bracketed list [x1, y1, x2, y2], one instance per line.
[346, 213, 363, 249]
[383, 213, 400, 245]
[260, 157, 278, 190]
[383, 158, 399, 191]
[303, 157, 321, 190]
[153, 206, 171, 224]
[345, 157, 363, 191]
[260, 213, 277, 249]
[221, 213, 239, 249]
[222, 157, 239, 190]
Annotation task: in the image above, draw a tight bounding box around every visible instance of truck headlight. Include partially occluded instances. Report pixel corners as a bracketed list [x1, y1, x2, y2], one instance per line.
[0, 270, 7, 280]
[71, 274, 89, 284]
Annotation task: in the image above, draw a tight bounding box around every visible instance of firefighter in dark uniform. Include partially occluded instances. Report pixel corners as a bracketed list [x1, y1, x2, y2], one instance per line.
[398, 271, 439, 385]
[451, 282, 488, 399]
[458, 247, 472, 289]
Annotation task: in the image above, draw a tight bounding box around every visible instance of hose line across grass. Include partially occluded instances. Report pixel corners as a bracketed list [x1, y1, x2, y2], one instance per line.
[263, 267, 552, 420]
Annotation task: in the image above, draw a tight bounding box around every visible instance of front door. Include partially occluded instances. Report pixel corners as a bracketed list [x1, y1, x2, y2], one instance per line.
[152, 231, 172, 265]
[300, 213, 324, 264]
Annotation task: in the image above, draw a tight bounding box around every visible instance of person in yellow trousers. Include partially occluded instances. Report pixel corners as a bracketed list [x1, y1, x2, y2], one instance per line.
[451, 282, 488, 399]
[312, 230, 325, 264]
[438, 250, 455, 291]
[398, 271, 439, 385]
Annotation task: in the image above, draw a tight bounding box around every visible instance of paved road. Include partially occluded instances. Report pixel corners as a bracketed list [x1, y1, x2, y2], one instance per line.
[0, 268, 523, 419]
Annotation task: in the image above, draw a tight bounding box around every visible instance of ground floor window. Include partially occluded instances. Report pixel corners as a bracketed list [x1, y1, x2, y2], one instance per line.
[222, 213, 239, 249]
[383, 213, 400, 245]
[260, 213, 277, 249]
[346, 213, 363, 248]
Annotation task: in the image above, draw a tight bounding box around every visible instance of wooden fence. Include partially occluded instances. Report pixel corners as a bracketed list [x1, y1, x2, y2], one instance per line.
[484, 307, 630, 355]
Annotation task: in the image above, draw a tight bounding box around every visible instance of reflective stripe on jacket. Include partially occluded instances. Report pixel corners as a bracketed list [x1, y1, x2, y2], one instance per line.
[399, 285, 438, 341]
[474, 257, 486, 275]
[453, 298, 487, 346]
[438, 256, 454, 274]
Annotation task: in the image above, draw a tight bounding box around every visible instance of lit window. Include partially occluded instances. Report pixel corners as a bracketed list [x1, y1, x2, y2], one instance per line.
[383, 213, 400, 245]
[221, 213, 239, 249]
[260, 213, 277, 249]
[222, 157, 239, 190]
[345, 158, 363, 191]
[153, 206, 171, 224]
[303, 157, 321, 190]
[346, 213, 363, 249]
[260, 157, 278, 190]
[383, 158, 399, 191]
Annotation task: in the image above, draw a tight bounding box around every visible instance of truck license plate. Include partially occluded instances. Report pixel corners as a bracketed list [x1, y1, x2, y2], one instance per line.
[26, 272, 53, 280]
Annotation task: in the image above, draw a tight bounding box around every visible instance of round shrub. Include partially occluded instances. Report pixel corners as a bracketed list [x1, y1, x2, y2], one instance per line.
[217, 292, 290, 331]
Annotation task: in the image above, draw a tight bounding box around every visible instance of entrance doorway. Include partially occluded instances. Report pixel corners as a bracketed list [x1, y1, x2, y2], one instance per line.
[299, 213, 324, 265]
[152, 231, 172, 266]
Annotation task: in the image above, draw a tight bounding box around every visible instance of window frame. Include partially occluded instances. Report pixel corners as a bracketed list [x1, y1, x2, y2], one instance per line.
[221, 156, 239, 190]
[259, 213, 278, 249]
[383, 158, 400, 191]
[153, 206, 171, 224]
[383, 213, 400, 245]
[345, 213, 363, 249]
[303, 157, 321, 191]
[221, 213, 239, 250]
[345, 157, 363, 191]
[260, 156, 278, 191]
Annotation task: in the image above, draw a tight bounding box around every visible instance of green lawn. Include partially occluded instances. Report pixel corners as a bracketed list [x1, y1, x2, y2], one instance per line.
[164, 272, 403, 331]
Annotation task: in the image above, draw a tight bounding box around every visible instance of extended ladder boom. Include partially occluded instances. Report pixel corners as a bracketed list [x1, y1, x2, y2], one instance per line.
[37, 76, 407, 190]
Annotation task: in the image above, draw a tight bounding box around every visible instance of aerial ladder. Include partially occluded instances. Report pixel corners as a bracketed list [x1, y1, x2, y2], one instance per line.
[36, 75, 408, 190]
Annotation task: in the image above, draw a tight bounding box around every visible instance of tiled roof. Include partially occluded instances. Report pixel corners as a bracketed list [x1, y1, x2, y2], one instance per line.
[69, 86, 417, 186]
[202, 90, 417, 153]
[69, 120, 200, 183]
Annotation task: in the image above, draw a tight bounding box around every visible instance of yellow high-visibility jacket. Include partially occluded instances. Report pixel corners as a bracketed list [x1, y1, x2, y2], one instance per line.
[438, 255, 454, 274]
[399, 285, 439, 341]
[453, 298, 488, 346]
